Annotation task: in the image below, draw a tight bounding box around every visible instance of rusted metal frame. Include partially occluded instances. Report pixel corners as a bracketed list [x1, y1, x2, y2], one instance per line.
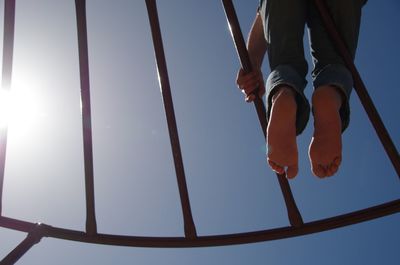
[75, 0, 97, 235]
[0, 0, 16, 216]
[145, 0, 197, 239]
[221, 0, 303, 227]
[314, 0, 400, 178]
[0, 216, 36, 232]
[1, 199, 399, 248]
[0, 224, 44, 265]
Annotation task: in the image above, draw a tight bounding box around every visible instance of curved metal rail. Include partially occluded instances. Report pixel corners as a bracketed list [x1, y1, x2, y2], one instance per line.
[1, 199, 399, 249]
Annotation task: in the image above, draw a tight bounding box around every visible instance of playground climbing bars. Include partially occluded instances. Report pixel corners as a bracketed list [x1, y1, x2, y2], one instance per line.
[75, 0, 98, 235]
[221, 0, 304, 228]
[0, 0, 15, 216]
[0, 0, 399, 264]
[145, 0, 197, 239]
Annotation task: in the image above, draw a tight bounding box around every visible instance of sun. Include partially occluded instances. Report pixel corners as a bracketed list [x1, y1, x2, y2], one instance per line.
[0, 85, 43, 136]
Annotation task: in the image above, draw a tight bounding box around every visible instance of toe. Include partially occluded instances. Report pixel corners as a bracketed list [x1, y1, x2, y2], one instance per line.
[318, 165, 327, 178]
[312, 163, 326, 178]
[326, 163, 339, 177]
[268, 159, 285, 174]
[334, 156, 342, 167]
[286, 164, 298, 179]
[326, 157, 341, 177]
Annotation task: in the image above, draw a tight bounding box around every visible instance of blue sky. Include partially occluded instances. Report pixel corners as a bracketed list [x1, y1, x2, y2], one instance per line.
[0, 0, 399, 264]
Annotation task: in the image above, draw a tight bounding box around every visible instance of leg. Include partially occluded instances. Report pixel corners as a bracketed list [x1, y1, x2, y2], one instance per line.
[307, 0, 364, 177]
[259, 0, 310, 178]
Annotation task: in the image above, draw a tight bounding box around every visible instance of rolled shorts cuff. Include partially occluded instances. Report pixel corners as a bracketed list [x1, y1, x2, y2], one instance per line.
[266, 65, 310, 135]
[313, 64, 353, 132]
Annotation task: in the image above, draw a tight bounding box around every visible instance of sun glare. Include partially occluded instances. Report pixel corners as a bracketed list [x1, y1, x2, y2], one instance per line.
[0, 86, 43, 136]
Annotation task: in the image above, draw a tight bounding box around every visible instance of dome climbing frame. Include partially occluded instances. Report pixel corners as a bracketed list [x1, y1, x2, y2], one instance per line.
[0, 0, 399, 264]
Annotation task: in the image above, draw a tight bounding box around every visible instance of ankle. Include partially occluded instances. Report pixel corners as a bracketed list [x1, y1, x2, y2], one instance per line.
[271, 86, 297, 110]
[272, 86, 295, 100]
[312, 87, 343, 133]
[312, 85, 342, 112]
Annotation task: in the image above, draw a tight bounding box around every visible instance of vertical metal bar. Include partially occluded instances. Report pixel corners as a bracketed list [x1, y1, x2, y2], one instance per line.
[222, 0, 267, 133]
[0, 0, 16, 216]
[221, 0, 303, 227]
[145, 0, 197, 238]
[314, 0, 400, 178]
[0, 225, 43, 265]
[74, 0, 97, 235]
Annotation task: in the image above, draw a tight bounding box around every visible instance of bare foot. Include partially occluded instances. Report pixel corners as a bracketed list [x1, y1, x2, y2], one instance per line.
[267, 86, 298, 179]
[309, 85, 343, 178]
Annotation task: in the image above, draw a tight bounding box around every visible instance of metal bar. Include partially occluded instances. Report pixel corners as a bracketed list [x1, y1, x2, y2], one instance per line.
[0, 0, 16, 216]
[1, 199, 399, 248]
[221, 0, 303, 227]
[0, 224, 44, 265]
[0, 216, 36, 232]
[314, 0, 400, 178]
[75, 0, 97, 235]
[145, 0, 197, 239]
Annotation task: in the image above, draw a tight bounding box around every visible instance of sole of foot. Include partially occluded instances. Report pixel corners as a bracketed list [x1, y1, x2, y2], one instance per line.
[267, 86, 299, 179]
[309, 85, 343, 178]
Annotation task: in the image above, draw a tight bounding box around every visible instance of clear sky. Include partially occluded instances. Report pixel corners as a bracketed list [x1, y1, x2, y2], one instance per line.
[0, 0, 399, 264]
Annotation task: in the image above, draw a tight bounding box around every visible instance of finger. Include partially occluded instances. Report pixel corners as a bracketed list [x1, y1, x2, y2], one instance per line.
[236, 69, 252, 84]
[244, 83, 264, 99]
[245, 94, 256, 102]
[241, 82, 259, 95]
[258, 81, 266, 98]
[236, 70, 258, 86]
[243, 85, 263, 102]
[236, 69, 265, 101]
[241, 75, 262, 92]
